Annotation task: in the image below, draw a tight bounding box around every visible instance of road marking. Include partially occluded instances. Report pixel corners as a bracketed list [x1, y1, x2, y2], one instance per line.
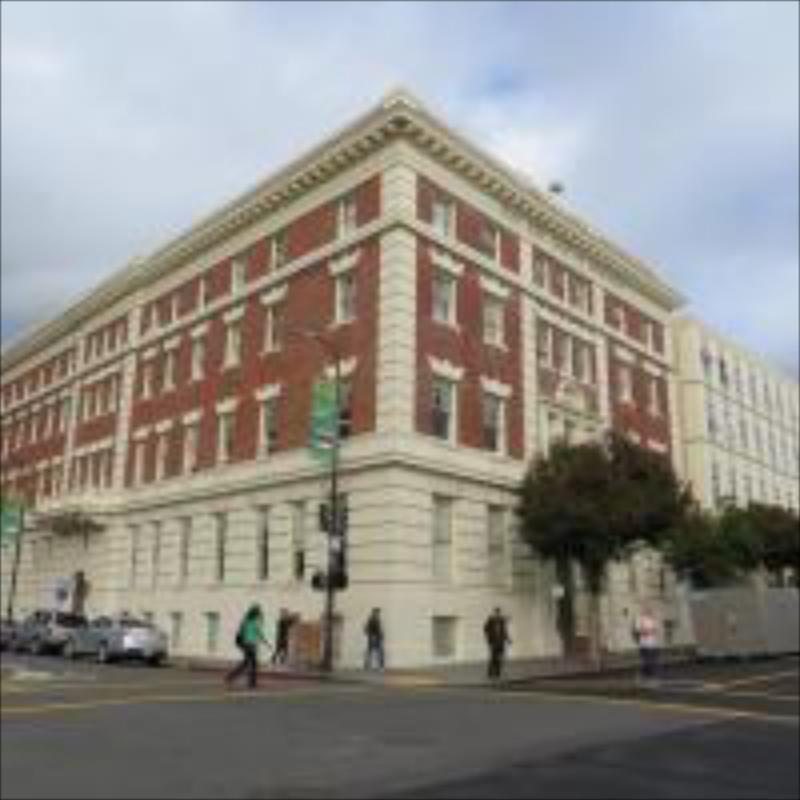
[0, 685, 367, 718]
[485, 688, 800, 726]
[716, 669, 800, 690]
[1, 677, 223, 696]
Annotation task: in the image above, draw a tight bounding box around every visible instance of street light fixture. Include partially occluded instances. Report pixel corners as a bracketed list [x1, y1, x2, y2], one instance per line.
[285, 324, 346, 673]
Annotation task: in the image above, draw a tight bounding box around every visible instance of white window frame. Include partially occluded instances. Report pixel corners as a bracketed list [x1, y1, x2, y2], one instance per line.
[335, 271, 357, 325]
[432, 270, 457, 327]
[648, 376, 662, 417]
[163, 349, 176, 392]
[191, 337, 205, 382]
[141, 361, 153, 400]
[482, 295, 505, 348]
[271, 230, 288, 270]
[231, 257, 246, 295]
[183, 420, 200, 473]
[337, 193, 358, 239]
[223, 319, 242, 369]
[217, 411, 235, 463]
[617, 364, 633, 404]
[432, 496, 453, 583]
[431, 196, 454, 238]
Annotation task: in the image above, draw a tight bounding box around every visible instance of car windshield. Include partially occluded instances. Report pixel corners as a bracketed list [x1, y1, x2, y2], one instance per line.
[56, 613, 87, 627]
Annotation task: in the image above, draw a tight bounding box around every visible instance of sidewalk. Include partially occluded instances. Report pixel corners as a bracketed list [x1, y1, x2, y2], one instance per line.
[175, 647, 697, 689]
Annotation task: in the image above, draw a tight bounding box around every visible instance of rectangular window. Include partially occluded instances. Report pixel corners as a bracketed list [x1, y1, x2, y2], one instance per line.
[260, 397, 279, 454]
[130, 525, 140, 587]
[191, 338, 205, 381]
[432, 378, 454, 441]
[263, 306, 281, 353]
[292, 501, 306, 581]
[184, 423, 200, 472]
[231, 258, 246, 295]
[648, 377, 662, 417]
[432, 616, 457, 659]
[134, 440, 146, 486]
[178, 517, 191, 584]
[532, 255, 548, 288]
[431, 196, 454, 238]
[538, 324, 553, 367]
[617, 364, 633, 403]
[156, 433, 169, 481]
[170, 292, 180, 323]
[200, 275, 212, 309]
[487, 506, 506, 586]
[479, 219, 499, 260]
[482, 296, 505, 347]
[170, 612, 183, 651]
[151, 522, 162, 587]
[338, 379, 353, 439]
[432, 271, 456, 325]
[271, 230, 288, 270]
[432, 496, 453, 582]
[258, 507, 270, 581]
[108, 376, 118, 411]
[217, 412, 235, 463]
[214, 513, 227, 583]
[206, 612, 220, 655]
[141, 362, 153, 400]
[224, 321, 242, 368]
[163, 350, 176, 391]
[482, 393, 504, 453]
[335, 272, 357, 324]
[337, 194, 358, 238]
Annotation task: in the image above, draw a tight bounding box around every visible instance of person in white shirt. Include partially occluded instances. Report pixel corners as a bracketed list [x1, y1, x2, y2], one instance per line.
[632, 605, 660, 684]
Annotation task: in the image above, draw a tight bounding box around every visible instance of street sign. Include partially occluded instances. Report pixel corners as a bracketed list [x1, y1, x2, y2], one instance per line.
[309, 379, 339, 461]
[0, 502, 24, 542]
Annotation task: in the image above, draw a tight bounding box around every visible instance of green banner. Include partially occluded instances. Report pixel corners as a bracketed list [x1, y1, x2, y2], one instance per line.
[309, 379, 338, 461]
[0, 501, 24, 542]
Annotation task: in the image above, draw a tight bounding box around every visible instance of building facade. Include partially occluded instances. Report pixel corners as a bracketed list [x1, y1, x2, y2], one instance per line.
[1, 90, 691, 668]
[673, 316, 799, 514]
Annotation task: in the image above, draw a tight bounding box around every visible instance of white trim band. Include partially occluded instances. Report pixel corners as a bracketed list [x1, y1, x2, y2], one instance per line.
[480, 376, 513, 399]
[223, 305, 246, 324]
[480, 275, 510, 301]
[328, 248, 361, 277]
[254, 383, 282, 402]
[430, 247, 464, 278]
[260, 284, 288, 307]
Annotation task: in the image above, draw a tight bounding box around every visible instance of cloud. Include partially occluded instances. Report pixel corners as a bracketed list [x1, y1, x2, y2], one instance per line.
[1, 1, 797, 378]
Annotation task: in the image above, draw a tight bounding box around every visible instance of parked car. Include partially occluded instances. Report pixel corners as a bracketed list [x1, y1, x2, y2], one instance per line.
[64, 615, 168, 666]
[1, 617, 19, 651]
[13, 610, 88, 655]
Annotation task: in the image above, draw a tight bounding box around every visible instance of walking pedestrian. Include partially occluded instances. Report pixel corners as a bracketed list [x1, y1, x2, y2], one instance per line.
[225, 604, 271, 689]
[633, 605, 660, 686]
[363, 608, 385, 671]
[271, 608, 294, 666]
[484, 607, 512, 681]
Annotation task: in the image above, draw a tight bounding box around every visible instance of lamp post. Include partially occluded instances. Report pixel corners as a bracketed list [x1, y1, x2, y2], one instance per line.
[2, 452, 29, 623]
[287, 325, 345, 673]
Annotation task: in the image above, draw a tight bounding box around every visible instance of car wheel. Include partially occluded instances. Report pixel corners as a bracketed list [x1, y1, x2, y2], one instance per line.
[148, 655, 164, 668]
[63, 639, 77, 660]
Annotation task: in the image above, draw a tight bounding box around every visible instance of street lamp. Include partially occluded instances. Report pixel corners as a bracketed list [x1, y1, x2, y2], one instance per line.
[1, 451, 31, 622]
[285, 325, 346, 673]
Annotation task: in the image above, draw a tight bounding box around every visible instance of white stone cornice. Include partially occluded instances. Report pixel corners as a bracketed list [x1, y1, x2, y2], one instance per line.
[155, 419, 174, 434]
[259, 285, 288, 307]
[164, 335, 181, 351]
[481, 376, 513, 399]
[191, 322, 209, 339]
[324, 358, 358, 381]
[428, 356, 464, 382]
[479, 275, 510, 301]
[328, 248, 362, 277]
[429, 247, 464, 278]
[143, 346, 159, 361]
[254, 383, 282, 402]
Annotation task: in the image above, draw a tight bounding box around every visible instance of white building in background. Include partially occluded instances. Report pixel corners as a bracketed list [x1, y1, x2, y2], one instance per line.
[673, 315, 800, 514]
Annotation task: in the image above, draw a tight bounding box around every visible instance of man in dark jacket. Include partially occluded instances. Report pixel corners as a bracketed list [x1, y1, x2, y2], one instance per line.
[364, 608, 385, 671]
[484, 607, 511, 681]
[271, 608, 294, 666]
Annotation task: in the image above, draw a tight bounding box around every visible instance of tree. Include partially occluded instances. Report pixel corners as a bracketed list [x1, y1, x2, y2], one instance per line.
[518, 431, 692, 663]
[747, 504, 800, 584]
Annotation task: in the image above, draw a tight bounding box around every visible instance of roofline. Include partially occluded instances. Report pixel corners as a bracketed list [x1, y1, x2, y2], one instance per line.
[2, 86, 686, 373]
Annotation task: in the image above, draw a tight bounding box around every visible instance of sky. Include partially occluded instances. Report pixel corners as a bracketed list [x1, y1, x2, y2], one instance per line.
[2, 1, 798, 378]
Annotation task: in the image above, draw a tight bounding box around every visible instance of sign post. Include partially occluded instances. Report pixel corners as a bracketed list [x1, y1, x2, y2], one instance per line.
[1, 499, 26, 622]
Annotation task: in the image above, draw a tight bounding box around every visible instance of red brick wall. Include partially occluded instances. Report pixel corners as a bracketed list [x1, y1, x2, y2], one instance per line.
[415, 237, 524, 458]
[127, 237, 380, 485]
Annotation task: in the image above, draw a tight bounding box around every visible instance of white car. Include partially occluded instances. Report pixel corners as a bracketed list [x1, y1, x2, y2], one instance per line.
[64, 614, 168, 666]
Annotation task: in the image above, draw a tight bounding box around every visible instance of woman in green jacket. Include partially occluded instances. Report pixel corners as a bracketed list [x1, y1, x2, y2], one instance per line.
[225, 604, 271, 689]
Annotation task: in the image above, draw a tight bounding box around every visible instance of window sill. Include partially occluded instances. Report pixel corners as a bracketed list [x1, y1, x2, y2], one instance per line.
[432, 318, 461, 334]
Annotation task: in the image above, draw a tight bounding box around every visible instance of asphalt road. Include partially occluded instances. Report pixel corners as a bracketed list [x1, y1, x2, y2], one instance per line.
[1, 653, 798, 799]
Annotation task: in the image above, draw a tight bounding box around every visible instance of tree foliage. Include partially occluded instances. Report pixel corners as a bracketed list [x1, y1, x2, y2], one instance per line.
[518, 431, 692, 592]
